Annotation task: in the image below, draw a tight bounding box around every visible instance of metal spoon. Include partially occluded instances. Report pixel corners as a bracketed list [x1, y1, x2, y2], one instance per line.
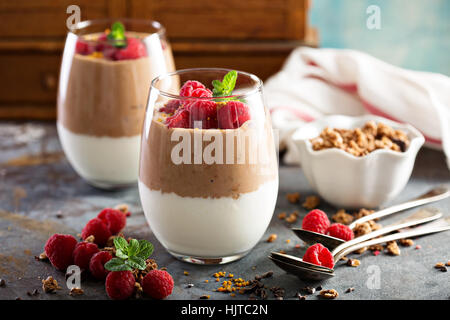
[269, 215, 450, 281]
[272, 208, 441, 274]
[292, 186, 449, 250]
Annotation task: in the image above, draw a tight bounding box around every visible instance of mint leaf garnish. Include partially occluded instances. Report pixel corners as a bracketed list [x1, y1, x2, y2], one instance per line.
[104, 237, 154, 271]
[212, 70, 237, 98]
[104, 257, 133, 271]
[107, 21, 126, 48]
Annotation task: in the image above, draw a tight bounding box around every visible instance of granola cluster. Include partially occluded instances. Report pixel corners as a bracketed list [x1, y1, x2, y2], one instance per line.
[310, 121, 410, 157]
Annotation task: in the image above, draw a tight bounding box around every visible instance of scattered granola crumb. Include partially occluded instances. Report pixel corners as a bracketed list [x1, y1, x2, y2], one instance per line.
[353, 222, 372, 237]
[332, 209, 354, 225]
[369, 244, 384, 251]
[302, 196, 320, 210]
[277, 212, 287, 220]
[279, 250, 286, 254]
[270, 286, 285, 299]
[320, 289, 339, 299]
[286, 192, 301, 204]
[204, 280, 209, 283]
[200, 295, 210, 299]
[386, 241, 401, 256]
[355, 247, 367, 254]
[435, 262, 447, 272]
[354, 208, 376, 220]
[134, 282, 143, 299]
[285, 212, 298, 223]
[230, 293, 236, 297]
[346, 259, 361, 267]
[446, 261, 450, 267]
[36, 252, 48, 261]
[69, 287, 84, 296]
[42, 276, 61, 293]
[345, 287, 355, 293]
[183, 271, 189, 276]
[267, 234, 277, 243]
[340, 256, 348, 261]
[399, 239, 414, 247]
[84, 235, 95, 243]
[285, 239, 291, 244]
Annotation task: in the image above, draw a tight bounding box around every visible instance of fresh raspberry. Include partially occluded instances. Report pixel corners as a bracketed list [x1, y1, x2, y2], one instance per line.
[188, 100, 218, 129]
[115, 37, 147, 60]
[159, 99, 181, 114]
[142, 270, 174, 299]
[97, 208, 127, 235]
[81, 218, 112, 247]
[217, 101, 251, 129]
[166, 108, 191, 129]
[326, 223, 354, 241]
[179, 80, 206, 97]
[301, 209, 330, 234]
[75, 40, 94, 55]
[89, 251, 113, 280]
[72, 241, 99, 270]
[44, 234, 78, 271]
[190, 88, 213, 98]
[302, 243, 334, 269]
[105, 271, 136, 300]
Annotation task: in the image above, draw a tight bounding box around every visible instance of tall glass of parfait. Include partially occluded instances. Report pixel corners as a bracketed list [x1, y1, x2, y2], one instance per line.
[138, 68, 279, 264]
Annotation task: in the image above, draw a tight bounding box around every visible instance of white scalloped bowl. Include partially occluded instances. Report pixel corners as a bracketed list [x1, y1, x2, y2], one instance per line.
[291, 115, 425, 208]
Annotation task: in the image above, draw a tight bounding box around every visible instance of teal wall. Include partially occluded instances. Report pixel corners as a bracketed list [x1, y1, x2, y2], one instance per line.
[310, 0, 450, 76]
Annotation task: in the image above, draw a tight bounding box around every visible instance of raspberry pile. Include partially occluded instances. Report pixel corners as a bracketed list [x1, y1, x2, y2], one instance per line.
[41, 206, 174, 300]
[302, 209, 354, 241]
[161, 80, 251, 129]
[75, 22, 147, 61]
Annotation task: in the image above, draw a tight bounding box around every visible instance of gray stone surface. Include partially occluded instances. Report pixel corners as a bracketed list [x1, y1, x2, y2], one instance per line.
[0, 122, 449, 300]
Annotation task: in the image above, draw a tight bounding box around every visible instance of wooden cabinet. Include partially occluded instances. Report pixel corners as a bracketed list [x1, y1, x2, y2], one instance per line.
[0, 0, 317, 119]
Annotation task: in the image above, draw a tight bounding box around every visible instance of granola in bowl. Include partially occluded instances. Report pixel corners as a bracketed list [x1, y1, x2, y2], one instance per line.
[290, 115, 425, 208]
[310, 121, 410, 157]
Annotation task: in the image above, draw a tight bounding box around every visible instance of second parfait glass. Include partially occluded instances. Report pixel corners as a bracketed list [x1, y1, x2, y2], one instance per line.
[138, 68, 279, 264]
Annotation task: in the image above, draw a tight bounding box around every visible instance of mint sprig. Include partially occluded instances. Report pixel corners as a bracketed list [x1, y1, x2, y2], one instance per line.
[104, 237, 154, 271]
[107, 21, 127, 48]
[212, 70, 238, 98]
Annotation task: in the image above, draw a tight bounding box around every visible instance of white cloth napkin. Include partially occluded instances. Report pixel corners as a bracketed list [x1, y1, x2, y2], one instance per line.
[264, 47, 450, 169]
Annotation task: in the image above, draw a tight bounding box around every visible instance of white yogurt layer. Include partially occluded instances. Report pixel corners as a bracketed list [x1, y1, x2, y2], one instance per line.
[138, 178, 278, 257]
[58, 123, 140, 185]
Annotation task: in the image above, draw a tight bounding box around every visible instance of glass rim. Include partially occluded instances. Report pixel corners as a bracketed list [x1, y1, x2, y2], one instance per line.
[151, 68, 264, 100]
[69, 18, 166, 39]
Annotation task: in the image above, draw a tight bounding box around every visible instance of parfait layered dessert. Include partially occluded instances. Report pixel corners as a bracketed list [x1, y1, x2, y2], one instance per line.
[138, 69, 279, 263]
[57, 20, 176, 188]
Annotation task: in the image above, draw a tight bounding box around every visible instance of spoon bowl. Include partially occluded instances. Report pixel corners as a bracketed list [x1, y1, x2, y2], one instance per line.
[293, 186, 449, 250]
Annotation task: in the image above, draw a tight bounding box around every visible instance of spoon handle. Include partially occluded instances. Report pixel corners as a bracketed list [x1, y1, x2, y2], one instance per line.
[348, 186, 449, 229]
[331, 207, 442, 255]
[335, 217, 450, 262]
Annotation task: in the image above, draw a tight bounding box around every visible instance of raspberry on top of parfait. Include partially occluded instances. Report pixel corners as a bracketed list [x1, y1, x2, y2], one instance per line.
[159, 70, 251, 130]
[75, 21, 148, 61]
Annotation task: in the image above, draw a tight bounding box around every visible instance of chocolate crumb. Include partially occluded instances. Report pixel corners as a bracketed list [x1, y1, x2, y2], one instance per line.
[303, 286, 315, 294]
[345, 287, 355, 293]
[295, 292, 306, 300]
[200, 295, 210, 299]
[316, 285, 322, 291]
[286, 192, 301, 204]
[186, 283, 194, 288]
[15, 297, 21, 300]
[0, 279, 5, 287]
[255, 271, 273, 281]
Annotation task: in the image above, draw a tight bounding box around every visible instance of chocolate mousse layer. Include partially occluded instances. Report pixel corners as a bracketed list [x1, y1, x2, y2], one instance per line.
[58, 35, 176, 137]
[139, 118, 278, 199]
